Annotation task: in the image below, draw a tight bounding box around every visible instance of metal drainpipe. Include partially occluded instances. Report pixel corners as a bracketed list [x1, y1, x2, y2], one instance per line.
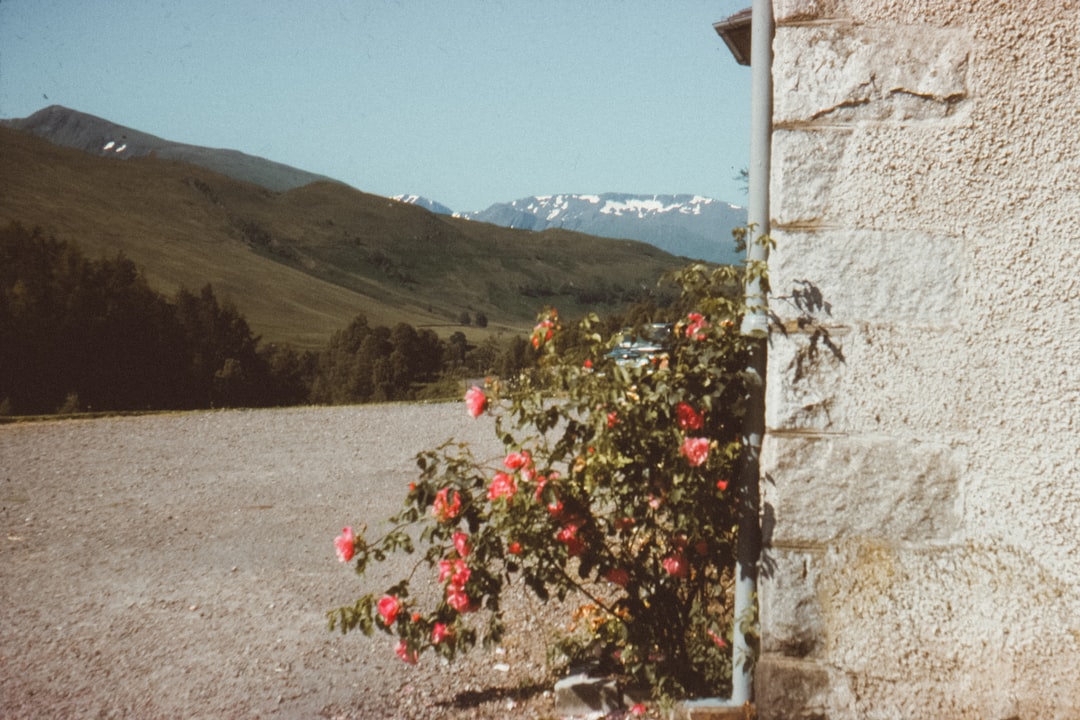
[734, 0, 772, 706]
[690, 3, 772, 711]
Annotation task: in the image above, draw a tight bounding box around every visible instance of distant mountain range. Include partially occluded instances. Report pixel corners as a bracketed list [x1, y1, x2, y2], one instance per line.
[3, 106, 745, 264]
[391, 193, 746, 265]
[460, 193, 745, 265]
[1, 105, 336, 192]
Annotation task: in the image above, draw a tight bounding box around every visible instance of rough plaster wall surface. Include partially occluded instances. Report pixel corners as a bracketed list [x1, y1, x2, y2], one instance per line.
[760, 1, 1080, 718]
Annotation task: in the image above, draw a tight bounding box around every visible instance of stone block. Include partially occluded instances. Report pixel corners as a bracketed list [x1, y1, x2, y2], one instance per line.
[771, 122, 982, 233]
[765, 327, 845, 432]
[773, 24, 971, 126]
[805, 539, 1080, 716]
[765, 324, 965, 435]
[755, 656, 830, 720]
[767, 229, 963, 327]
[769, 127, 851, 229]
[761, 433, 961, 546]
[777, 1, 996, 26]
[774, 0, 841, 23]
[759, 548, 824, 658]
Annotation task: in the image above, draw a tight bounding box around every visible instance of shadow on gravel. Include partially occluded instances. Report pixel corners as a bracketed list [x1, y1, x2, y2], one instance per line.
[438, 681, 551, 710]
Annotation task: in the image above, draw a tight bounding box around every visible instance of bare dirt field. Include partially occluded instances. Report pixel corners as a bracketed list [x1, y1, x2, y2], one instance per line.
[0, 403, 573, 719]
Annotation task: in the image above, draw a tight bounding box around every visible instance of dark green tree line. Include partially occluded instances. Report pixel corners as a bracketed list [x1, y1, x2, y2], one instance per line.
[0, 223, 286, 413]
[1, 223, 648, 415]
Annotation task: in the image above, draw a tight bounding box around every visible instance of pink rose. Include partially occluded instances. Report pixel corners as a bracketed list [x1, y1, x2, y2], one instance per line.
[395, 640, 418, 664]
[630, 703, 648, 717]
[533, 471, 555, 501]
[707, 629, 728, 648]
[452, 531, 470, 558]
[438, 559, 452, 583]
[334, 526, 355, 562]
[531, 313, 557, 349]
[662, 553, 688, 579]
[503, 450, 531, 471]
[465, 385, 487, 418]
[680, 436, 710, 467]
[452, 563, 470, 588]
[675, 402, 704, 431]
[446, 585, 472, 613]
[432, 622, 454, 645]
[684, 312, 709, 340]
[438, 558, 470, 587]
[716, 478, 729, 492]
[377, 595, 400, 626]
[556, 524, 585, 557]
[487, 471, 517, 501]
[431, 487, 461, 522]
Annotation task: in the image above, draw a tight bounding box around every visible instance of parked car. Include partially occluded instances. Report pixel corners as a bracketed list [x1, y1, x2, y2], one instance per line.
[607, 323, 673, 368]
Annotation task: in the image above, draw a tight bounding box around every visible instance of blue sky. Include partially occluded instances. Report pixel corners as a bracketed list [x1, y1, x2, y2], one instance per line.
[0, 1, 752, 212]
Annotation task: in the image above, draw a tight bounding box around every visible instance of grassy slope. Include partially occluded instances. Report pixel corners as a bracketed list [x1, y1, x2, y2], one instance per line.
[0, 127, 689, 349]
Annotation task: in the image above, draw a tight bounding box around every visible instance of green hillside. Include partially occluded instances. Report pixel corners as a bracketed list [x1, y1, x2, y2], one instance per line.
[0, 126, 688, 349]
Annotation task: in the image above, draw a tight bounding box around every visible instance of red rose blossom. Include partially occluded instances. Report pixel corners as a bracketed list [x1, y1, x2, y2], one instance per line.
[708, 629, 728, 648]
[452, 531, 470, 558]
[487, 471, 517, 501]
[438, 558, 470, 587]
[446, 585, 472, 613]
[395, 640, 418, 664]
[503, 451, 531, 471]
[431, 487, 461, 522]
[334, 526, 355, 563]
[464, 385, 487, 418]
[432, 622, 454, 645]
[676, 402, 704, 431]
[662, 553, 688, 579]
[684, 312, 709, 340]
[556, 524, 585, 557]
[531, 312, 558, 349]
[680, 437, 710, 467]
[377, 595, 400, 626]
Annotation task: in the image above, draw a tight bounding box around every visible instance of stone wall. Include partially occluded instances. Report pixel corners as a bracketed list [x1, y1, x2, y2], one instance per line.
[758, 2, 1080, 717]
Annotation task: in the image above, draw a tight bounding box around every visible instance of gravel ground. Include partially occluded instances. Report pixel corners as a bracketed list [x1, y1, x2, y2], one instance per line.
[0, 403, 581, 719]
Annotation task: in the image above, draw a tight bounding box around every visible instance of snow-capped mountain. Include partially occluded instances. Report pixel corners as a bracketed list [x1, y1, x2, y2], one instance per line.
[459, 193, 747, 264]
[390, 195, 454, 216]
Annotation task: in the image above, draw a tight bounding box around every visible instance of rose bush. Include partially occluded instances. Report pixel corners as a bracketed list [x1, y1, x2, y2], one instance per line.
[328, 261, 762, 700]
